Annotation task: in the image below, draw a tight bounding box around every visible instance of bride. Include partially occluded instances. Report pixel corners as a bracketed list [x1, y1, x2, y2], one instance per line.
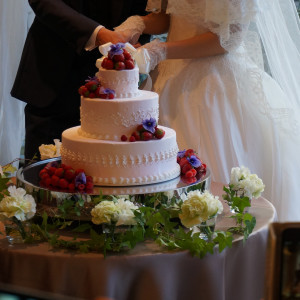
[115, 0, 300, 221]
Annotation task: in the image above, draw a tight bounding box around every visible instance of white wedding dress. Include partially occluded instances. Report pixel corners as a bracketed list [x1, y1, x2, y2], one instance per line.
[147, 0, 300, 221]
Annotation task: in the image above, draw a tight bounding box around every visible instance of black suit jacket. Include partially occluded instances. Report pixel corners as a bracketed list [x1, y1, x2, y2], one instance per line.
[11, 0, 148, 108]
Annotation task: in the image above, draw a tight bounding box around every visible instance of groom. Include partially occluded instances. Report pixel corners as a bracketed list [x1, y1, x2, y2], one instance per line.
[11, 0, 149, 161]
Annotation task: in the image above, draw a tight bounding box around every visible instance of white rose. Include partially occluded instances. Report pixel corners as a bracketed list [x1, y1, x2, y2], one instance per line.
[91, 201, 119, 225]
[39, 144, 56, 160]
[115, 198, 138, 226]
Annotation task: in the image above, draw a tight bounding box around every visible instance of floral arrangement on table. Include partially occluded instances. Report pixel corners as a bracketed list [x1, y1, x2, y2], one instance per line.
[0, 147, 261, 258]
[223, 166, 265, 241]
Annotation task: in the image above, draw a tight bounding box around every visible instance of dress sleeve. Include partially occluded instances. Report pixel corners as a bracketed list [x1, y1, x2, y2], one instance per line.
[203, 0, 261, 51]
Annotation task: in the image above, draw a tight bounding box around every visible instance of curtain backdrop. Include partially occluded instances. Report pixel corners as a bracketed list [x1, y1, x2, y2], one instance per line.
[0, 0, 34, 166]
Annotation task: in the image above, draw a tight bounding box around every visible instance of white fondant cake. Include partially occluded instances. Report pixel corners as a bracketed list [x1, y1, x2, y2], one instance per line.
[80, 91, 159, 141]
[61, 50, 180, 186]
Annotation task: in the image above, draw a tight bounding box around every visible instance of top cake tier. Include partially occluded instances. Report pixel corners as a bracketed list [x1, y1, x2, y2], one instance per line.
[96, 59, 139, 98]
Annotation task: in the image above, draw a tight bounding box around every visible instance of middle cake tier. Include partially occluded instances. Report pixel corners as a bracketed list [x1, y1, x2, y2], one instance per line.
[79, 90, 159, 141]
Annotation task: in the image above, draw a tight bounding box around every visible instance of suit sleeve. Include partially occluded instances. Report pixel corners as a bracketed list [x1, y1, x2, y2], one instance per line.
[29, 0, 99, 54]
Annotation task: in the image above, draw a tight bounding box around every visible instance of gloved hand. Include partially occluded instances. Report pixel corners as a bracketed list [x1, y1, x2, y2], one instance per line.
[134, 39, 167, 74]
[114, 16, 146, 45]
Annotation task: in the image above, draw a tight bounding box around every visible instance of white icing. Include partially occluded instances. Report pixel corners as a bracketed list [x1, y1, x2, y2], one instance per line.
[61, 126, 180, 186]
[80, 91, 159, 141]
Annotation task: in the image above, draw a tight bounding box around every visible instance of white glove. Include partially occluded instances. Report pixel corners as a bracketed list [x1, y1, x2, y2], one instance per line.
[114, 16, 145, 45]
[134, 39, 167, 74]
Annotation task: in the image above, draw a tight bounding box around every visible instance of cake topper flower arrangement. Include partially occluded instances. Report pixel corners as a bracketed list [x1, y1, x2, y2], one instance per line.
[101, 43, 135, 71]
[120, 117, 165, 142]
[78, 76, 115, 99]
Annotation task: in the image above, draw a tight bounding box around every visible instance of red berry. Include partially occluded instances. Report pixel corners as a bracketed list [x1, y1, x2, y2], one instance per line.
[51, 175, 60, 187]
[64, 169, 75, 181]
[85, 81, 98, 92]
[113, 54, 125, 62]
[44, 178, 52, 187]
[99, 94, 107, 99]
[101, 57, 108, 68]
[179, 157, 189, 168]
[86, 175, 93, 183]
[108, 93, 114, 99]
[136, 124, 145, 132]
[77, 184, 85, 191]
[78, 85, 88, 96]
[181, 176, 197, 184]
[185, 169, 197, 178]
[39, 168, 48, 178]
[68, 183, 75, 191]
[105, 59, 114, 70]
[131, 131, 141, 141]
[48, 167, 56, 176]
[123, 49, 132, 60]
[121, 135, 128, 141]
[114, 61, 125, 70]
[185, 149, 195, 157]
[181, 163, 193, 175]
[59, 178, 69, 189]
[141, 131, 153, 141]
[54, 167, 64, 178]
[129, 136, 136, 142]
[95, 86, 102, 98]
[86, 182, 94, 190]
[154, 127, 165, 139]
[89, 92, 96, 98]
[125, 60, 135, 70]
[41, 173, 50, 183]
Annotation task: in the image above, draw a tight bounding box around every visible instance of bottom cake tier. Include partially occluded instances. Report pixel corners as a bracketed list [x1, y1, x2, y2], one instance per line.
[61, 126, 181, 186]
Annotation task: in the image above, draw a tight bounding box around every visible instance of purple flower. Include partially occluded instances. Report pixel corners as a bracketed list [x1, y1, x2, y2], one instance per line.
[85, 76, 99, 83]
[100, 87, 115, 95]
[75, 172, 86, 187]
[187, 155, 201, 168]
[142, 117, 157, 133]
[177, 150, 186, 159]
[108, 43, 125, 58]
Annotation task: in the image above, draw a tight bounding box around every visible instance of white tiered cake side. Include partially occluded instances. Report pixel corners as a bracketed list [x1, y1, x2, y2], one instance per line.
[79, 91, 159, 141]
[61, 126, 180, 186]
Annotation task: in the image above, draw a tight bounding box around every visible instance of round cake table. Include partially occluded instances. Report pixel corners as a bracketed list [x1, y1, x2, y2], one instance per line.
[0, 182, 276, 300]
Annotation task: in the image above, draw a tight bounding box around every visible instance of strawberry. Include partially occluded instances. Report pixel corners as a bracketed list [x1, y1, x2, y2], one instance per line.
[129, 136, 136, 142]
[121, 135, 128, 141]
[41, 172, 50, 183]
[59, 178, 69, 189]
[131, 131, 141, 141]
[68, 183, 75, 191]
[64, 169, 75, 181]
[185, 149, 195, 158]
[154, 128, 165, 139]
[185, 169, 197, 178]
[101, 57, 108, 68]
[141, 131, 153, 141]
[44, 177, 52, 187]
[181, 175, 197, 185]
[89, 92, 96, 98]
[39, 168, 48, 178]
[54, 167, 64, 178]
[48, 166, 57, 176]
[113, 54, 125, 62]
[99, 93, 107, 99]
[136, 124, 145, 132]
[105, 59, 114, 70]
[181, 162, 193, 175]
[108, 93, 115, 99]
[95, 86, 102, 98]
[51, 175, 60, 187]
[86, 175, 93, 183]
[179, 157, 189, 168]
[85, 181, 94, 190]
[123, 49, 132, 60]
[85, 81, 98, 92]
[114, 61, 125, 70]
[125, 60, 135, 70]
[78, 85, 87, 96]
